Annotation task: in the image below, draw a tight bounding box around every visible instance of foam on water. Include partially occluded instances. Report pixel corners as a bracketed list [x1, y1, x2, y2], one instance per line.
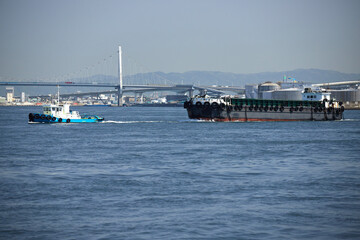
[102, 120, 164, 124]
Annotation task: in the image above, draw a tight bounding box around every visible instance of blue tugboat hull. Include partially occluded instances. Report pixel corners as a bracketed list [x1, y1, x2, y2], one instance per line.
[29, 113, 104, 123]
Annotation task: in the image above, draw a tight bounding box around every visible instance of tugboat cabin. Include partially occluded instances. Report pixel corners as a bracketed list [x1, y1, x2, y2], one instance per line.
[42, 104, 81, 119]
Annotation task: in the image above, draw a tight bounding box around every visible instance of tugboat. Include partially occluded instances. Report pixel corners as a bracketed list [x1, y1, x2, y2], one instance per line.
[184, 88, 345, 121]
[28, 103, 104, 123]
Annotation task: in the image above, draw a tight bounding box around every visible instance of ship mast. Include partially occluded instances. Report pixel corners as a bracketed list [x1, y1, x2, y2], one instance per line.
[118, 45, 123, 106]
[57, 85, 60, 104]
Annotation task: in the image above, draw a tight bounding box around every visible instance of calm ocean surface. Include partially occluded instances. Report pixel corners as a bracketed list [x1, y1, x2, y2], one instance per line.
[0, 106, 359, 240]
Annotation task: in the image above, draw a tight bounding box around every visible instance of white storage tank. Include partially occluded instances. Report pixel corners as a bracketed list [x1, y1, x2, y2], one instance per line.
[262, 91, 273, 100]
[258, 82, 280, 99]
[329, 88, 360, 102]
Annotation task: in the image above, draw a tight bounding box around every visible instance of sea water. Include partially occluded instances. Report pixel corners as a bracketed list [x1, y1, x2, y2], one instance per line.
[0, 106, 359, 239]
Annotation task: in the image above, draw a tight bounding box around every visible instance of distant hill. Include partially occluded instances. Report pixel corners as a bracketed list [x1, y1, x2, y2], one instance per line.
[2, 69, 360, 96]
[75, 69, 360, 86]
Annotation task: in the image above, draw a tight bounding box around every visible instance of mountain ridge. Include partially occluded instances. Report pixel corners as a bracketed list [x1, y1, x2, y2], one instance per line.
[77, 68, 360, 86]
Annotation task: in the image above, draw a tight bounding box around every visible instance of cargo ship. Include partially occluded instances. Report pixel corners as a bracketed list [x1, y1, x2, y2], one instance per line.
[184, 88, 344, 121]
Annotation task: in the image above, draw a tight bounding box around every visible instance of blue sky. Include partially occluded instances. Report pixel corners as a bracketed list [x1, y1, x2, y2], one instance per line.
[0, 0, 359, 80]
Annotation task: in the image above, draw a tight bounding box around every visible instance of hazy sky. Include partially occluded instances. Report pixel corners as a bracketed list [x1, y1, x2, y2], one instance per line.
[0, 0, 359, 80]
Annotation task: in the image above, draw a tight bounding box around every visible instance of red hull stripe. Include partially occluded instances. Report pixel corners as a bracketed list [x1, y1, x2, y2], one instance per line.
[196, 118, 305, 122]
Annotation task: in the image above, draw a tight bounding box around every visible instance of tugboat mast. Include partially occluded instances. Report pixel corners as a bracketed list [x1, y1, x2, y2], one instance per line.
[57, 85, 60, 104]
[118, 45, 123, 106]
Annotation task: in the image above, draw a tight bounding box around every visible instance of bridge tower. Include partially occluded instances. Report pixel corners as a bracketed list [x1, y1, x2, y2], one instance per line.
[117, 45, 123, 106]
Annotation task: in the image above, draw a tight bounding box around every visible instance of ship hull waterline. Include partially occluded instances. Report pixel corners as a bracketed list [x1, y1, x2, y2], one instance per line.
[28, 113, 104, 123]
[186, 105, 343, 122]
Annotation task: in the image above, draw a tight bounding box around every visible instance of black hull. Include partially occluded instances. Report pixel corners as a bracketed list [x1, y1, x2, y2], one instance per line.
[185, 104, 343, 121]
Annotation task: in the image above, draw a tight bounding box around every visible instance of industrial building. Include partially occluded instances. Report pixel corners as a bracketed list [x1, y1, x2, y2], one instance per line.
[245, 84, 258, 99]
[6, 87, 14, 102]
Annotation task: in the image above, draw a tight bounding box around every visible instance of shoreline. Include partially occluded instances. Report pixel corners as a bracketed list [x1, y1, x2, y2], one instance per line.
[1, 103, 359, 110]
[0, 103, 184, 108]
